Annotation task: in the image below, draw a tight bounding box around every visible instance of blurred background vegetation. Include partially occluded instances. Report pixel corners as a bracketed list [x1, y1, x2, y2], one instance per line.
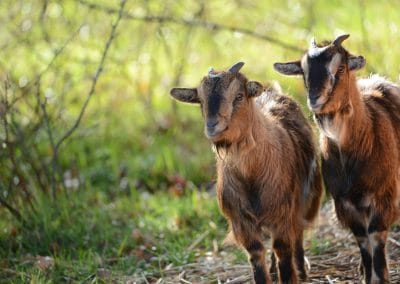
[1, 0, 400, 282]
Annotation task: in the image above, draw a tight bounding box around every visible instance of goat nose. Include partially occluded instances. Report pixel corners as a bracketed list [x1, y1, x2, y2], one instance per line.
[309, 96, 318, 106]
[206, 119, 218, 129]
[309, 92, 319, 106]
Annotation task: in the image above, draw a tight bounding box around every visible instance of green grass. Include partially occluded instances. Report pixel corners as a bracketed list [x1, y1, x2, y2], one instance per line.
[0, 188, 231, 282]
[309, 238, 332, 256]
[2, 0, 400, 282]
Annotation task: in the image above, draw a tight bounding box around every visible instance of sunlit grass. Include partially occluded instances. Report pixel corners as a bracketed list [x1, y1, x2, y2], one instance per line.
[0, 188, 227, 282]
[1, 0, 400, 282]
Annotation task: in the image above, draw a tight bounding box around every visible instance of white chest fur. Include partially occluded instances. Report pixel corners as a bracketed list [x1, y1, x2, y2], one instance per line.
[316, 115, 340, 141]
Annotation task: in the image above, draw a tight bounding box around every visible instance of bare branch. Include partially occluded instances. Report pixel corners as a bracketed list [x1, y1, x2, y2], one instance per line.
[52, 0, 127, 191]
[0, 193, 25, 224]
[9, 23, 83, 108]
[39, 0, 51, 46]
[79, 0, 303, 52]
[0, 79, 35, 212]
[36, 81, 58, 198]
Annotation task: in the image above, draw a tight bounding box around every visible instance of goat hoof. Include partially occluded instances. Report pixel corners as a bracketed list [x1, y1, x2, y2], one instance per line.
[269, 272, 277, 283]
[299, 271, 307, 281]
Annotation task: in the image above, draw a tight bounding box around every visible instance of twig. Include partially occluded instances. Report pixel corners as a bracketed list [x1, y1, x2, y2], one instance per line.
[79, 0, 303, 52]
[0, 182, 26, 224]
[141, 272, 150, 284]
[51, 0, 127, 198]
[388, 237, 400, 247]
[325, 275, 334, 284]
[0, 194, 25, 224]
[54, 0, 126, 153]
[36, 81, 57, 197]
[1, 78, 35, 209]
[178, 271, 191, 284]
[180, 278, 191, 284]
[9, 23, 83, 108]
[39, 0, 51, 45]
[187, 230, 210, 251]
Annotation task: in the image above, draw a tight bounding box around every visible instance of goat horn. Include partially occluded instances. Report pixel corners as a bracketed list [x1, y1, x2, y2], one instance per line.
[310, 37, 317, 48]
[208, 67, 220, 78]
[333, 34, 350, 46]
[228, 62, 245, 74]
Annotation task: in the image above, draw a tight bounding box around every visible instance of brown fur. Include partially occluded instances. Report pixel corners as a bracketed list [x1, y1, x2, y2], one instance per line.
[274, 37, 400, 283]
[320, 56, 400, 284]
[170, 65, 322, 284]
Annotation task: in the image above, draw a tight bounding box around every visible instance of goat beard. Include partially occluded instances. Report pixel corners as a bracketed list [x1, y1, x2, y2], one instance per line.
[214, 139, 231, 149]
[213, 139, 232, 157]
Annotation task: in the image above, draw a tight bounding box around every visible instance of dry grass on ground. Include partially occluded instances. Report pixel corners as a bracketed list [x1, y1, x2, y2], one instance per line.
[131, 202, 400, 284]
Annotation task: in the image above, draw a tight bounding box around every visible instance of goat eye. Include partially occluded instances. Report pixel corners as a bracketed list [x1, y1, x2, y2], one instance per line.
[236, 93, 244, 101]
[337, 66, 345, 74]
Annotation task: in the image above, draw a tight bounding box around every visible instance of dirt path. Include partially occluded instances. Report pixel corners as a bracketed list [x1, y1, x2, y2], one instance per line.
[133, 202, 400, 283]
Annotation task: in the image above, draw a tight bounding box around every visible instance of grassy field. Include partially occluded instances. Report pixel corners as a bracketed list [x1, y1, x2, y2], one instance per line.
[2, 0, 400, 282]
[0, 189, 237, 282]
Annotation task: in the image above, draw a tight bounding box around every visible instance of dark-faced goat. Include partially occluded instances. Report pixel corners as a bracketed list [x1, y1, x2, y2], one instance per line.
[170, 62, 322, 283]
[274, 34, 400, 283]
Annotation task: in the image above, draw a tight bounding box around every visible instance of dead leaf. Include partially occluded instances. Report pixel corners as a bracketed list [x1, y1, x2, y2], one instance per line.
[97, 268, 111, 279]
[168, 174, 187, 197]
[131, 228, 143, 243]
[35, 256, 54, 271]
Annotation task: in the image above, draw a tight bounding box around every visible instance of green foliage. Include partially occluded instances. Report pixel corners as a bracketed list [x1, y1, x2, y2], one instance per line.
[309, 238, 332, 256]
[0, 189, 226, 282]
[1, 0, 400, 204]
[1, 0, 400, 282]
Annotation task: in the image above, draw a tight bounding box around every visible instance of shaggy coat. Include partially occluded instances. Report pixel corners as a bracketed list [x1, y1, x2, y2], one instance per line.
[170, 62, 322, 284]
[274, 35, 400, 284]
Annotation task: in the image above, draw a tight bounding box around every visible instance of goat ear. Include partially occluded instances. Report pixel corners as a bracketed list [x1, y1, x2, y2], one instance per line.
[170, 88, 200, 104]
[246, 81, 263, 97]
[348, 55, 366, 71]
[273, 61, 303, 76]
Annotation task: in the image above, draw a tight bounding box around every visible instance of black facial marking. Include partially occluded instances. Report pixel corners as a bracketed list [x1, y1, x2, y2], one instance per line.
[373, 241, 387, 280]
[207, 77, 222, 118]
[307, 55, 330, 102]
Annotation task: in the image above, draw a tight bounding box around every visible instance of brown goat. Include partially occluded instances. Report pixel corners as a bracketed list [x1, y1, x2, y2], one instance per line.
[170, 62, 322, 283]
[274, 35, 400, 283]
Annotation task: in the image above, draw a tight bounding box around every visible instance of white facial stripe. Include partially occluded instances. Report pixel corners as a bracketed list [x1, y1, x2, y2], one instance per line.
[301, 56, 309, 78]
[328, 53, 342, 75]
[307, 46, 329, 58]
